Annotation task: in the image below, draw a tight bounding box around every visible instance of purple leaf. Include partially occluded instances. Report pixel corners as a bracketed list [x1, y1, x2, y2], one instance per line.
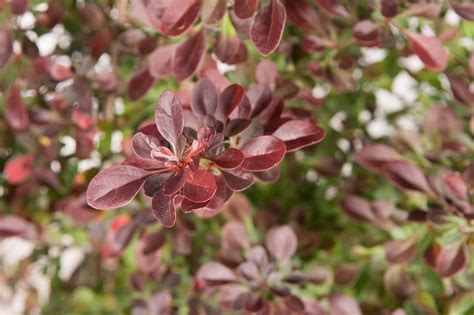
[173, 28, 205, 81]
[221, 168, 255, 191]
[159, 0, 202, 36]
[155, 90, 184, 151]
[285, 0, 322, 33]
[210, 148, 245, 169]
[253, 165, 280, 182]
[191, 77, 218, 117]
[217, 84, 245, 121]
[382, 160, 432, 194]
[152, 191, 177, 228]
[233, 0, 258, 19]
[0, 215, 37, 240]
[149, 44, 175, 78]
[384, 265, 415, 300]
[240, 135, 286, 171]
[131, 132, 161, 160]
[0, 28, 13, 69]
[385, 238, 417, 264]
[182, 169, 217, 202]
[163, 168, 189, 196]
[451, 2, 474, 21]
[86, 165, 151, 209]
[250, 0, 286, 56]
[141, 229, 166, 255]
[197, 261, 237, 285]
[328, 293, 362, 315]
[356, 144, 401, 170]
[265, 225, 297, 262]
[405, 31, 448, 72]
[5, 86, 29, 131]
[341, 195, 374, 223]
[128, 69, 155, 101]
[272, 120, 325, 152]
[436, 242, 467, 277]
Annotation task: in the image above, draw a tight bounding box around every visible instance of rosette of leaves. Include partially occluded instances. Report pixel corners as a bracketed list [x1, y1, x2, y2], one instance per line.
[86, 78, 325, 227]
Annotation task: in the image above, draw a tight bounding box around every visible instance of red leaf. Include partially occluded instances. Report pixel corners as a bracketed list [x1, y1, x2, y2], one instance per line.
[210, 148, 244, 169]
[241, 136, 285, 172]
[315, 0, 350, 18]
[436, 242, 467, 277]
[382, 160, 432, 194]
[182, 169, 217, 202]
[152, 191, 177, 227]
[0, 28, 13, 69]
[5, 154, 32, 184]
[450, 3, 474, 21]
[86, 165, 151, 209]
[131, 133, 161, 160]
[250, 0, 286, 56]
[265, 225, 297, 262]
[217, 84, 245, 121]
[385, 238, 417, 264]
[173, 29, 205, 81]
[155, 90, 184, 151]
[272, 120, 325, 152]
[285, 0, 322, 33]
[128, 69, 155, 100]
[0, 215, 37, 240]
[159, 0, 202, 36]
[5, 86, 29, 131]
[221, 168, 255, 191]
[197, 261, 237, 285]
[405, 31, 448, 72]
[191, 77, 218, 117]
[356, 144, 401, 170]
[233, 0, 258, 19]
[328, 293, 362, 315]
[163, 168, 189, 196]
[149, 44, 175, 78]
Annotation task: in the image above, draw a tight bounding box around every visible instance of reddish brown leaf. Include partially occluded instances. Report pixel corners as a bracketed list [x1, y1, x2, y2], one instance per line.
[233, 0, 258, 19]
[155, 90, 184, 150]
[451, 2, 474, 21]
[128, 69, 155, 101]
[382, 160, 432, 194]
[385, 238, 417, 264]
[173, 29, 206, 81]
[0, 215, 37, 240]
[240, 135, 286, 171]
[328, 293, 362, 315]
[266, 225, 297, 262]
[272, 120, 325, 152]
[210, 148, 245, 169]
[250, 0, 286, 56]
[405, 31, 448, 72]
[152, 191, 177, 227]
[0, 28, 13, 68]
[197, 261, 237, 285]
[182, 169, 217, 202]
[5, 86, 29, 131]
[436, 242, 467, 277]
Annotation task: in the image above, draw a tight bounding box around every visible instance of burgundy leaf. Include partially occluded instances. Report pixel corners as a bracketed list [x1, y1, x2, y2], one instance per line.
[285, 0, 322, 33]
[217, 84, 245, 120]
[215, 34, 248, 65]
[4, 154, 32, 184]
[197, 261, 237, 285]
[0, 28, 13, 69]
[405, 3, 440, 19]
[382, 160, 432, 194]
[225, 118, 252, 137]
[163, 168, 189, 196]
[328, 293, 362, 315]
[141, 229, 166, 255]
[385, 238, 417, 264]
[201, 0, 226, 24]
[149, 44, 175, 78]
[0, 215, 37, 240]
[253, 165, 280, 182]
[173, 29, 205, 81]
[250, 0, 286, 56]
[191, 77, 218, 117]
[159, 0, 202, 36]
[356, 144, 401, 170]
[128, 69, 155, 101]
[384, 265, 415, 300]
[5, 86, 29, 131]
[181, 198, 211, 213]
[436, 242, 467, 277]
[340, 195, 374, 223]
[447, 75, 474, 107]
[143, 173, 170, 197]
[405, 31, 448, 72]
[86, 165, 151, 209]
[131, 132, 161, 160]
[182, 169, 217, 202]
[152, 191, 177, 228]
[233, 0, 258, 19]
[301, 35, 327, 53]
[450, 3, 474, 21]
[205, 175, 234, 210]
[272, 120, 325, 152]
[255, 60, 278, 86]
[222, 221, 250, 252]
[240, 135, 286, 171]
[155, 90, 184, 151]
[221, 168, 255, 191]
[210, 148, 245, 169]
[265, 225, 297, 262]
[353, 20, 379, 47]
[11, 0, 28, 15]
[315, 0, 350, 18]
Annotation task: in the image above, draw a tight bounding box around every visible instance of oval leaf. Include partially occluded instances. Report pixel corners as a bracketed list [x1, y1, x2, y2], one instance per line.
[240, 135, 286, 171]
[250, 0, 286, 56]
[87, 165, 151, 209]
[405, 31, 448, 72]
[191, 77, 218, 117]
[210, 148, 245, 169]
[173, 29, 205, 81]
[0, 28, 13, 69]
[155, 90, 184, 150]
[6, 86, 29, 131]
[266, 225, 297, 262]
[182, 169, 217, 202]
[272, 120, 325, 152]
[152, 191, 177, 228]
